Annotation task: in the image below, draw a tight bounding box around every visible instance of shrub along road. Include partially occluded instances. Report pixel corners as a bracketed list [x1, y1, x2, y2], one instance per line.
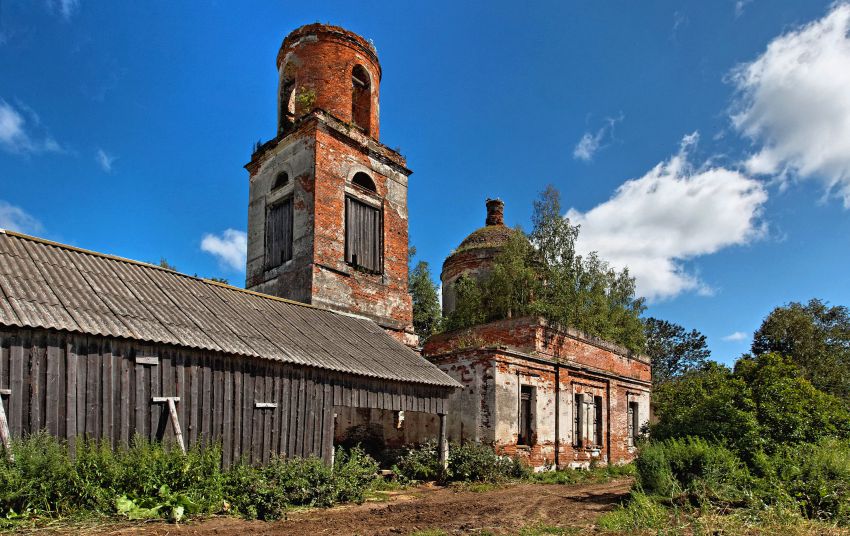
[58, 479, 632, 535]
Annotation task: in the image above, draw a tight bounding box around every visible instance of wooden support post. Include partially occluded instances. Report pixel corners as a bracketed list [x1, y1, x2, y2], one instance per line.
[438, 412, 448, 471]
[0, 389, 12, 461]
[153, 396, 185, 454]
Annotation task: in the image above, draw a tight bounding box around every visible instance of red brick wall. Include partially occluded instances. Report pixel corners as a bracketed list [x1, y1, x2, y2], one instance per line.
[279, 24, 381, 139]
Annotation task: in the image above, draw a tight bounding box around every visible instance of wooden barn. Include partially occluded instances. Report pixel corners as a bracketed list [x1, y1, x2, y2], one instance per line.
[0, 230, 459, 465]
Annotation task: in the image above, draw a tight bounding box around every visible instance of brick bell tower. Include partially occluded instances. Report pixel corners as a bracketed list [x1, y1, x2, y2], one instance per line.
[245, 23, 416, 346]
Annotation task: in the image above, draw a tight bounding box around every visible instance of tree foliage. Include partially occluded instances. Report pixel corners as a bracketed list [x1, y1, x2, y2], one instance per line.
[408, 253, 442, 341]
[752, 298, 850, 401]
[652, 354, 850, 456]
[445, 186, 646, 352]
[644, 318, 710, 387]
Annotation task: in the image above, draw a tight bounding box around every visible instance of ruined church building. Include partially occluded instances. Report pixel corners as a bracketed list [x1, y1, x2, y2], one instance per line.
[0, 23, 649, 469]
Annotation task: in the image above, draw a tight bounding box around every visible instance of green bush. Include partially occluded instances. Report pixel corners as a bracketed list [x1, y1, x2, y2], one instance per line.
[636, 437, 750, 504]
[766, 439, 850, 524]
[392, 441, 529, 483]
[392, 440, 442, 483]
[0, 435, 380, 524]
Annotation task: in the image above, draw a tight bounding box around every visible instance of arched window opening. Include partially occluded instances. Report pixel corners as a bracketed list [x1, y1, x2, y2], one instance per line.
[280, 64, 296, 136]
[352, 172, 376, 193]
[271, 171, 289, 191]
[351, 65, 372, 134]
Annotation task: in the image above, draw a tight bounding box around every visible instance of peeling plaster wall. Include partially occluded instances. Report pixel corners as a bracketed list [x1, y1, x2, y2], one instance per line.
[423, 317, 651, 468]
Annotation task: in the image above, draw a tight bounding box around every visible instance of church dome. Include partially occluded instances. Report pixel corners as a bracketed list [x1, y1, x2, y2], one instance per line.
[441, 199, 523, 316]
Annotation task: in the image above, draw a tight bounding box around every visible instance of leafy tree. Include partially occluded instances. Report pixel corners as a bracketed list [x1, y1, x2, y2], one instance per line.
[752, 299, 850, 401]
[445, 186, 646, 352]
[651, 362, 761, 455]
[652, 354, 850, 457]
[408, 256, 442, 341]
[644, 318, 710, 387]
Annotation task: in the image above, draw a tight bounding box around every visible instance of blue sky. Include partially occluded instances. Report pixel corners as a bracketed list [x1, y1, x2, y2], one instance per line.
[2, 1, 849, 365]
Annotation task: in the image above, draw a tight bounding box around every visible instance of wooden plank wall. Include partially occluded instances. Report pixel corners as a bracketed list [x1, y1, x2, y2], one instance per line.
[0, 328, 450, 465]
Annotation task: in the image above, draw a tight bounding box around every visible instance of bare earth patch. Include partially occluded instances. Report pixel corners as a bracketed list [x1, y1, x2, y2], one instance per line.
[27, 479, 632, 535]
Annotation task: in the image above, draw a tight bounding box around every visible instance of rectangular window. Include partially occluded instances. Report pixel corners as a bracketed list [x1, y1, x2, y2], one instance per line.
[345, 196, 382, 273]
[594, 396, 603, 447]
[573, 393, 584, 448]
[518, 385, 533, 446]
[628, 401, 639, 447]
[265, 197, 293, 270]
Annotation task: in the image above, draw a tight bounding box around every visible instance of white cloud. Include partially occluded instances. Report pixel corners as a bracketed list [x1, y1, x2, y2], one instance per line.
[566, 133, 768, 301]
[573, 115, 622, 162]
[731, 3, 850, 206]
[201, 229, 247, 271]
[735, 0, 753, 18]
[47, 0, 80, 20]
[0, 99, 64, 155]
[0, 201, 43, 234]
[96, 148, 116, 172]
[722, 331, 748, 342]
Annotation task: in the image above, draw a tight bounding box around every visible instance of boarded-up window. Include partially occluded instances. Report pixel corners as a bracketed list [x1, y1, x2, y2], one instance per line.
[627, 401, 639, 447]
[265, 197, 293, 270]
[518, 385, 533, 446]
[345, 196, 381, 273]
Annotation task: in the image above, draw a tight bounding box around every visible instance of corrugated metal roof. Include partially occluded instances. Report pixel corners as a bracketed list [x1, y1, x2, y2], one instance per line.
[0, 230, 459, 388]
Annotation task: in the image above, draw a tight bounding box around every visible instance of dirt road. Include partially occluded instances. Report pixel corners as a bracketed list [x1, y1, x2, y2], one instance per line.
[88, 478, 631, 535]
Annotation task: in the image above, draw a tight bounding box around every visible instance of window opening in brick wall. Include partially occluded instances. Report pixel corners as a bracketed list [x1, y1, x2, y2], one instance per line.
[518, 385, 534, 446]
[352, 65, 372, 134]
[352, 171, 376, 193]
[265, 197, 293, 269]
[594, 396, 603, 447]
[345, 196, 382, 273]
[271, 171, 289, 191]
[627, 401, 639, 447]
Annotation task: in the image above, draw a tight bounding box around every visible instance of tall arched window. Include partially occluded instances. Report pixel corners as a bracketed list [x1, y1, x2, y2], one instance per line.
[280, 64, 296, 136]
[351, 65, 371, 134]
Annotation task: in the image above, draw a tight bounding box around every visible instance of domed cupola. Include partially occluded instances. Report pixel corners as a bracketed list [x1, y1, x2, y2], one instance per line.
[441, 199, 523, 316]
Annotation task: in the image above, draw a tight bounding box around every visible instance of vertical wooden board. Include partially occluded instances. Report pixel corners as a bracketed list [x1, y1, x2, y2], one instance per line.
[252, 363, 264, 463]
[305, 372, 317, 457]
[214, 355, 224, 443]
[45, 337, 60, 436]
[136, 361, 146, 440]
[176, 352, 187, 447]
[159, 352, 173, 443]
[188, 357, 199, 449]
[86, 340, 102, 439]
[368, 389, 378, 410]
[101, 346, 114, 444]
[310, 378, 322, 456]
[321, 383, 333, 462]
[64, 340, 77, 446]
[29, 339, 43, 433]
[279, 367, 291, 457]
[120, 349, 130, 445]
[263, 371, 273, 463]
[289, 369, 302, 458]
[241, 361, 253, 463]
[222, 357, 233, 466]
[76, 339, 88, 438]
[269, 370, 280, 458]
[233, 358, 244, 464]
[202, 354, 212, 445]
[57, 337, 66, 439]
[149, 350, 161, 441]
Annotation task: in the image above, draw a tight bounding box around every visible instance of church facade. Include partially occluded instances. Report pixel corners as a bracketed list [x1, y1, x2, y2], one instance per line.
[241, 23, 651, 468]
